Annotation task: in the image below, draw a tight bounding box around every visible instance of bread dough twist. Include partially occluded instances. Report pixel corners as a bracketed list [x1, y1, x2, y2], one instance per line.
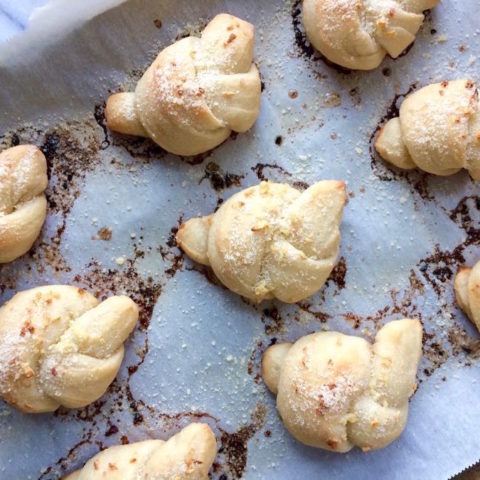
[176, 180, 346, 303]
[64, 423, 217, 480]
[303, 0, 439, 70]
[375, 79, 480, 177]
[106, 14, 261, 156]
[455, 261, 480, 332]
[0, 285, 138, 413]
[0, 145, 48, 263]
[262, 319, 422, 452]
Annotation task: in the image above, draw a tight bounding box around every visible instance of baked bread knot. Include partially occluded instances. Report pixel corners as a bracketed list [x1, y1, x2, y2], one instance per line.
[176, 180, 346, 303]
[0, 145, 48, 263]
[262, 319, 422, 452]
[303, 0, 439, 70]
[375, 79, 480, 177]
[0, 286, 138, 413]
[105, 13, 261, 156]
[64, 423, 217, 480]
[455, 261, 480, 332]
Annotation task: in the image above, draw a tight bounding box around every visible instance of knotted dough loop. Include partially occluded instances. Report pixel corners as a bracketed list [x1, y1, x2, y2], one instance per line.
[262, 319, 422, 452]
[455, 261, 480, 332]
[0, 285, 138, 413]
[64, 423, 217, 480]
[375, 79, 480, 177]
[176, 180, 346, 303]
[303, 0, 439, 70]
[105, 13, 261, 156]
[0, 145, 48, 263]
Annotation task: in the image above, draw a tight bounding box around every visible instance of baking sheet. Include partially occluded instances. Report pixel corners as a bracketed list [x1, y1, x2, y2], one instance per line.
[1, 0, 480, 478]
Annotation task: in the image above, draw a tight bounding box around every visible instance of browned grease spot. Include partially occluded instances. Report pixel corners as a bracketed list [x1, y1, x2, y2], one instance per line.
[38, 431, 95, 479]
[216, 403, 267, 479]
[0, 119, 104, 284]
[95, 227, 112, 241]
[73, 259, 161, 330]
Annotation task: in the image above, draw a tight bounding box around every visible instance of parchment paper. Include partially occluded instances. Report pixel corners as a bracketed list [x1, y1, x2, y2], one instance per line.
[0, 1, 479, 479]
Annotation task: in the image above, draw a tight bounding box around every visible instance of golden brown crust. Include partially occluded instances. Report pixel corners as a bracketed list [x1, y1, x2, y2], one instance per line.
[176, 180, 346, 303]
[62, 423, 217, 479]
[0, 286, 138, 413]
[0, 145, 48, 263]
[262, 319, 422, 452]
[375, 79, 480, 177]
[106, 14, 261, 155]
[303, 0, 439, 70]
[455, 262, 480, 331]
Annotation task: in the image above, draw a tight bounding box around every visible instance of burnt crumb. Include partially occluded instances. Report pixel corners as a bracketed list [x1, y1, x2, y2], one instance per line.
[157, 218, 184, 278]
[262, 306, 284, 335]
[382, 67, 391, 77]
[349, 87, 361, 107]
[275, 135, 283, 146]
[251, 163, 292, 182]
[292, 180, 310, 190]
[326, 256, 347, 290]
[105, 424, 119, 437]
[418, 244, 465, 296]
[179, 150, 214, 166]
[93, 103, 110, 149]
[291, 0, 314, 58]
[200, 161, 244, 192]
[133, 412, 144, 425]
[291, 0, 352, 75]
[260, 80, 266, 92]
[449, 196, 480, 235]
[430, 28, 437, 35]
[153, 18, 162, 28]
[448, 326, 480, 359]
[10, 132, 20, 146]
[288, 89, 299, 99]
[247, 340, 264, 383]
[214, 197, 224, 212]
